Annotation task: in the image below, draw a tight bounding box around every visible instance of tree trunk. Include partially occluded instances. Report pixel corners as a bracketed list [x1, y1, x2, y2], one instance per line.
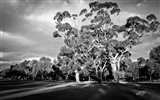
[100, 70, 103, 80]
[89, 75, 91, 81]
[150, 70, 155, 82]
[111, 63, 118, 82]
[116, 60, 121, 82]
[75, 69, 80, 83]
[101, 61, 107, 81]
[93, 61, 98, 77]
[149, 74, 152, 82]
[65, 74, 69, 82]
[117, 60, 120, 74]
[41, 75, 44, 81]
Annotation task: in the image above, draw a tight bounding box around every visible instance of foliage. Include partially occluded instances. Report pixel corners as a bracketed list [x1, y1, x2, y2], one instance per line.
[137, 52, 160, 81]
[149, 45, 160, 64]
[149, 45, 160, 75]
[137, 57, 146, 67]
[52, 1, 159, 82]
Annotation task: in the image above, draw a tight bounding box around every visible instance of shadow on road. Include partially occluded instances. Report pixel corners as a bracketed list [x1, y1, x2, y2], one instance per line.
[0, 80, 160, 100]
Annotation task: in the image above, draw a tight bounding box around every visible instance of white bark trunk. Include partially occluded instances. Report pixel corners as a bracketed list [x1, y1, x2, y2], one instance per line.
[110, 53, 120, 82]
[89, 75, 91, 81]
[75, 69, 80, 83]
[117, 59, 120, 79]
[93, 60, 98, 76]
[65, 74, 69, 81]
[111, 63, 118, 82]
[101, 61, 107, 80]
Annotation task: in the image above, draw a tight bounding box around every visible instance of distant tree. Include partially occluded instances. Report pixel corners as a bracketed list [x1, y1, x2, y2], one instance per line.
[27, 59, 39, 80]
[0, 57, 54, 81]
[2, 70, 27, 80]
[137, 57, 146, 67]
[39, 57, 53, 80]
[27, 57, 53, 80]
[4, 60, 30, 80]
[144, 59, 160, 81]
[149, 45, 160, 80]
[136, 57, 149, 81]
[137, 57, 160, 81]
[0, 68, 10, 78]
[52, 1, 160, 82]
[52, 63, 64, 81]
[122, 61, 139, 82]
[149, 45, 160, 64]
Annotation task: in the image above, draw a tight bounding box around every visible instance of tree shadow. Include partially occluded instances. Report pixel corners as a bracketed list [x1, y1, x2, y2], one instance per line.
[9, 82, 156, 100]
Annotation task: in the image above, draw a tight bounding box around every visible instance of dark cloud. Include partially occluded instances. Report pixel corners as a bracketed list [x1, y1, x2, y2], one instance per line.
[1, 12, 33, 35]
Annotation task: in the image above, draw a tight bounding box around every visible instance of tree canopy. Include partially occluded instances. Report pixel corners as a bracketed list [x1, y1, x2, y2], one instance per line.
[52, 1, 159, 82]
[149, 45, 160, 64]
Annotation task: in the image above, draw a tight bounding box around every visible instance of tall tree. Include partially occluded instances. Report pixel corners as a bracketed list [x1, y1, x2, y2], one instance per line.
[145, 59, 159, 81]
[126, 61, 139, 81]
[27, 59, 39, 80]
[38, 57, 53, 80]
[149, 45, 160, 79]
[53, 1, 159, 82]
[137, 57, 146, 67]
[27, 57, 53, 80]
[149, 45, 160, 64]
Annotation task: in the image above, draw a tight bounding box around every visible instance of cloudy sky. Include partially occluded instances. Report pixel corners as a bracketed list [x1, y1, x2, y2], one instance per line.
[0, 0, 160, 70]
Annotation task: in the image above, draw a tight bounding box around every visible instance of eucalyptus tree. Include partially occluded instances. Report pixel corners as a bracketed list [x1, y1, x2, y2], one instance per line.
[53, 1, 159, 82]
[26, 57, 53, 80]
[149, 45, 160, 64]
[38, 57, 53, 80]
[27, 59, 39, 80]
[144, 60, 158, 81]
[137, 57, 146, 67]
[126, 61, 139, 81]
[0, 68, 10, 78]
[4, 60, 30, 80]
[148, 45, 160, 80]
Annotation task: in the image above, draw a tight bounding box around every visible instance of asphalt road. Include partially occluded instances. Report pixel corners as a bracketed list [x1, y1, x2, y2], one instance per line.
[0, 80, 160, 100]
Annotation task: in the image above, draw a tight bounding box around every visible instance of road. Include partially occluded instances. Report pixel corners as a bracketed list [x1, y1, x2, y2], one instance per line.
[0, 80, 160, 100]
